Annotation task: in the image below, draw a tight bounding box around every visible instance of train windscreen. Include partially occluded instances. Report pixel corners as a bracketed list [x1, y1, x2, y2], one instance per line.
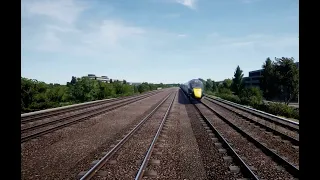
[189, 79, 203, 89]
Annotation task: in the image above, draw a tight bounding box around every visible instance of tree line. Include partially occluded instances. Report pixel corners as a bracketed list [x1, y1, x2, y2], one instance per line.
[21, 76, 178, 113]
[199, 57, 299, 120]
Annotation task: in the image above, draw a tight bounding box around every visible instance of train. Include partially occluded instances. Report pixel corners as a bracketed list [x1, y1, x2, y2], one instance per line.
[180, 79, 204, 99]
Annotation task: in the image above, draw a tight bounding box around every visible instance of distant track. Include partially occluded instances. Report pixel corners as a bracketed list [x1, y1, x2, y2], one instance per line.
[21, 90, 161, 124]
[21, 91, 163, 143]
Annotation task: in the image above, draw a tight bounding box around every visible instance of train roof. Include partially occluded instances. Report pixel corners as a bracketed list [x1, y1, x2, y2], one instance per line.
[188, 79, 203, 83]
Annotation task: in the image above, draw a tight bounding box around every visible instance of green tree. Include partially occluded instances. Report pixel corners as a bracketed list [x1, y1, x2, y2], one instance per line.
[260, 57, 277, 100]
[205, 79, 213, 92]
[198, 78, 206, 88]
[239, 87, 263, 106]
[21, 75, 174, 113]
[70, 76, 77, 85]
[222, 79, 232, 89]
[133, 85, 139, 93]
[138, 82, 150, 93]
[231, 65, 244, 95]
[274, 57, 299, 105]
[211, 80, 217, 92]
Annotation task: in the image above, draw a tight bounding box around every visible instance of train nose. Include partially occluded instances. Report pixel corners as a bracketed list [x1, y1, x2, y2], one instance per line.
[193, 88, 202, 98]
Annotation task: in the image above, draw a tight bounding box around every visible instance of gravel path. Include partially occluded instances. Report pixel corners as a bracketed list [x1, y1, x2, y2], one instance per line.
[90, 92, 177, 179]
[143, 89, 208, 180]
[203, 98, 299, 168]
[21, 89, 173, 180]
[196, 102, 295, 180]
[206, 98, 299, 140]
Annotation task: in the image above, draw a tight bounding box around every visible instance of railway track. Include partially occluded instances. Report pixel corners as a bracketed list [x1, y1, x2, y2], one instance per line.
[202, 98, 299, 167]
[204, 95, 299, 132]
[21, 90, 161, 124]
[193, 99, 299, 179]
[203, 96, 299, 142]
[21, 91, 163, 143]
[77, 91, 177, 180]
[175, 90, 256, 179]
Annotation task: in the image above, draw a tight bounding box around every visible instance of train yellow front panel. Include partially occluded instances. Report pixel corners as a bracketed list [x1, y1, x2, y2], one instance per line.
[193, 88, 202, 98]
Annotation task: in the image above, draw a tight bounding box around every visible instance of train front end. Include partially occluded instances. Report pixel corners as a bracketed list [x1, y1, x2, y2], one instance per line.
[188, 79, 204, 99]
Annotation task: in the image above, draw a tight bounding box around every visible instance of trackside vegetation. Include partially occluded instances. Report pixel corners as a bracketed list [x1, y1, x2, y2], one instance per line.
[201, 57, 299, 120]
[21, 76, 179, 113]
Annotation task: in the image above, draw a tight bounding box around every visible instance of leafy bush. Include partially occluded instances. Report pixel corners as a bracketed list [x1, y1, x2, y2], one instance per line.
[217, 93, 241, 104]
[21, 77, 174, 113]
[239, 87, 263, 107]
[255, 102, 299, 120]
[214, 87, 299, 120]
[218, 87, 233, 95]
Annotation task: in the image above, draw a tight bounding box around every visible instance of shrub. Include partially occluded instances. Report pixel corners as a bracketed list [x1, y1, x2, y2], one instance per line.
[218, 87, 233, 95]
[258, 102, 299, 119]
[217, 93, 241, 104]
[214, 88, 299, 120]
[239, 87, 263, 107]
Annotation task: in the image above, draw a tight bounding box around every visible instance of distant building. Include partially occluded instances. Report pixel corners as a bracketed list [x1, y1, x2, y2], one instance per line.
[243, 62, 299, 89]
[215, 81, 224, 85]
[243, 69, 263, 88]
[130, 82, 142, 86]
[84, 74, 110, 82]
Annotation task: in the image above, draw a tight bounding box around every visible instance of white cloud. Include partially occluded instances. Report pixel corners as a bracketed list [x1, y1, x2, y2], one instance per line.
[175, 0, 197, 9]
[22, 0, 88, 25]
[22, 0, 148, 56]
[22, 0, 298, 69]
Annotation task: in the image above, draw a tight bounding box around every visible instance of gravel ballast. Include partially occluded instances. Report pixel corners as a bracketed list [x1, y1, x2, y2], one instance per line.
[207, 98, 299, 140]
[90, 91, 177, 179]
[203, 98, 299, 168]
[21, 89, 174, 180]
[144, 89, 208, 180]
[21, 91, 161, 133]
[196, 102, 295, 179]
[185, 98, 243, 179]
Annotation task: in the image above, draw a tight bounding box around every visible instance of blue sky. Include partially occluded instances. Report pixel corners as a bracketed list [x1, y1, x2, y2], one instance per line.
[21, 0, 299, 84]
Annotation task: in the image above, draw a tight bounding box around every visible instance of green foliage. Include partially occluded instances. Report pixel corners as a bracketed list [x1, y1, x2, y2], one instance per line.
[274, 57, 299, 104]
[214, 92, 299, 120]
[256, 102, 299, 120]
[261, 57, 299, 104]
[211, 80, 217, 92]
[260, 58, 277, 100]
[137, 82, 150, 93]
[239, 87, 263, 107]
[218, 87, 233, 95]
[205, 79, 213, 92]
[21, 77, 173, 113]
[222, 79, 232, 89]
[217, 94, 241, 104]
[231, 65, 244, 95]
[201, 56, 299, 120]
